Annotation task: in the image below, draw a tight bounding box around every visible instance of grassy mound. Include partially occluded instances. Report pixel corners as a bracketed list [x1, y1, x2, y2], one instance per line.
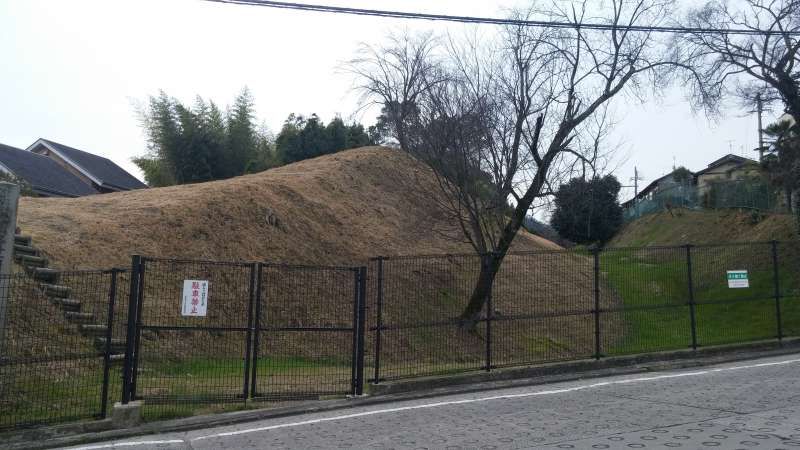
[611, 209, 797, 247]
[17, 146, 558, 269]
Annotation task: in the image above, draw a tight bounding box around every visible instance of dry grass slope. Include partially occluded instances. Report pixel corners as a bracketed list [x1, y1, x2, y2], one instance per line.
[611, 209, 797, 248]
[18, 146, 558, 269]
[14, 147, 608, 384]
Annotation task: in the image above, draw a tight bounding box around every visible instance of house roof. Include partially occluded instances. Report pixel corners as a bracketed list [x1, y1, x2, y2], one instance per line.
[695, 154, 760, 176]
[0, 143, 98, 197]
[27, 139, 147, 191]
[621, 169, 695, 207]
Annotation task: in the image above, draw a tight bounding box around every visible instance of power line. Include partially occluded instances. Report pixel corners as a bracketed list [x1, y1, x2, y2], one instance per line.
[202, 0, 800, 36]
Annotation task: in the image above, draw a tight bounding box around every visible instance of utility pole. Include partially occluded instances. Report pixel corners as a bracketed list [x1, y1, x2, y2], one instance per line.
[757, 93, 765, 161]
[630, 167, 644, 219]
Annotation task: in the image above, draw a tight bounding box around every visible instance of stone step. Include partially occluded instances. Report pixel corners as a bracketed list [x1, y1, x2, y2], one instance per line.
[40, 283, 70, 298]
[24, 264, 43, 277]
[32, 268, 59, 283]
[14, 235, 31, 246]
[64, 311, 95, 324]
[13, 244, 39, 256]
[55, 298, 81, 312]
[18, 254, 47, 268]
[14, 254, 32, 264]
[80, 324, 108, 336]
[94, 337, 126, 352]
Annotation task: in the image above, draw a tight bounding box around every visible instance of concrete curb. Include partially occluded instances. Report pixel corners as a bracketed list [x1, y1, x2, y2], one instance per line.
[3, 340, 800, 450]
[370, 338, 800, 396]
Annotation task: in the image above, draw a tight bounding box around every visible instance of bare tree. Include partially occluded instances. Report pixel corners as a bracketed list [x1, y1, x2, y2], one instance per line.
[348, 32, 446, 150]
[351, 0, 679, 327]
[684, 0, 800, 122]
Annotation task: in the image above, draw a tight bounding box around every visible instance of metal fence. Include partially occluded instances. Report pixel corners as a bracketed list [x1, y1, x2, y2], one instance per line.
[1, 242, 799, 431]
[369, 241, 800, 382]
[0, 269, 128, 430]
[120, 257, 367, 418]
[624, 182, 697, 221]
[623, 179, 783, 221]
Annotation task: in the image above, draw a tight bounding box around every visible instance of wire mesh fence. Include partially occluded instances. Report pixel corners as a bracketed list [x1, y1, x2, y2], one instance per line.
[492, 251, 596, 369]
[130, 257, 254, 417]
[252, 264, 361, 401]
[778, 241, 800, 338]
[0, 269, 127, 431]
[124, 258, 364, 419]
[371, 242, 800, 382]
[623, 179, 784, 222]
[2, 240, 800, 431]
[599, 246, 691, 356]
[623, 182, 697, 221]
[703, 179, 781, 211]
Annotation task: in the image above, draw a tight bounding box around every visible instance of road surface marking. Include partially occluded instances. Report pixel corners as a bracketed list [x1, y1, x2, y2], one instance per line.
[70, 440, 184, 449]
[190, 357, 800, 441]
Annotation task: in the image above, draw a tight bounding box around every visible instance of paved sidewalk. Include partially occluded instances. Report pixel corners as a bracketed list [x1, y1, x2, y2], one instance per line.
[61, 354, 800, 449]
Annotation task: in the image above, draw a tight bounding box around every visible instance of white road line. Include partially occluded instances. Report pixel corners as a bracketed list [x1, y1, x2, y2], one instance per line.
[68, 440, 184, 450]
[190, 357, 800, 441]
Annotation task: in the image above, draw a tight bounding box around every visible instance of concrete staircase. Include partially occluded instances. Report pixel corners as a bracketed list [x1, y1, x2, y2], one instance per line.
[13, 234, 125, 363]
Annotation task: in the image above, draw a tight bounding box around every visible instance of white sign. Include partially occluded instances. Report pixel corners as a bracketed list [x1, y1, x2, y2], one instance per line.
[181, 280, 209, 317]
[726, 270, 749, 289]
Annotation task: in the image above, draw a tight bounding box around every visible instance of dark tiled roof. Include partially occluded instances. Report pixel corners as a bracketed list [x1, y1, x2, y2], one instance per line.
[696, 154, 760, 176]
[38, 139, 147, 190]
[0, 143, 98, 197]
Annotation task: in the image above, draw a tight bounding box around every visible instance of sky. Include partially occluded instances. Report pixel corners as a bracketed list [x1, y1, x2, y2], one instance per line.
[0, 0, 783, 205]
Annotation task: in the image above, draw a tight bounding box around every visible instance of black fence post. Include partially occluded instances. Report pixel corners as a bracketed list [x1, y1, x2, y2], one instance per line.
[373, 257, 384, 384]
[129, 257, 146, 401]
[249, 263, 263, 398]
[242, 263, 257, 401]
[485, 254, 493, 372]
[99, 269, 119, 418]
[771, 240, 783, 344]
[351, 268, 360, 396]
[593, 248, 601, 360]
[355, 266, 367, 395]
[686, 245, 698, 351]
[122, 255, 141, 404]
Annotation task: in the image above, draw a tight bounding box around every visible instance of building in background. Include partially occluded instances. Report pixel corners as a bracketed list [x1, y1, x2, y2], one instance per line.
[26, 139, 147, 193]
[621, 154, 775, 221]
[0, 143, 98, 197]
[695, 154, 764, 198]
[0, 139, 146, 197]
[621, 168, 695, 211]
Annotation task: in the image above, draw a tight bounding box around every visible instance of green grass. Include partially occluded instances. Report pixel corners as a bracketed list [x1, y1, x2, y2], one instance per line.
[0, 361, 123, 431]
[1, 355, 350, 430]
[601, 251, 800, 355]
[135, 355, 351, 418]
[147, 354, 345, 377]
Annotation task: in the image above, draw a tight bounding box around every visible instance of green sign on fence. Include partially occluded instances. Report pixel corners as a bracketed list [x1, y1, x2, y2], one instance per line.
[726, 270, 749, 289]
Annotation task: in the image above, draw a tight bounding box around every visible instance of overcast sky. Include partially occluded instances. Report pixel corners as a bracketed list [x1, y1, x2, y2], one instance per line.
[0, 0, 782, 203]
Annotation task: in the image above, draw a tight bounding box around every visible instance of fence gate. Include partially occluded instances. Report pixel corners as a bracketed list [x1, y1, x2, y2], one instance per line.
[122, 256, 365, 412]
[250, 264, 366, 400]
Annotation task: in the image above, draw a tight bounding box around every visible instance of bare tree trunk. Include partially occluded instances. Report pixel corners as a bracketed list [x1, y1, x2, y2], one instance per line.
[458, 169, 544, 328]
[459, 252, 502, 328]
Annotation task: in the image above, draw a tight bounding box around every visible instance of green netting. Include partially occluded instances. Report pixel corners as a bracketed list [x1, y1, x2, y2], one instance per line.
[624, 180, 782, 222]
[703, 180, 779, 211]
[624, 182, 698, 221]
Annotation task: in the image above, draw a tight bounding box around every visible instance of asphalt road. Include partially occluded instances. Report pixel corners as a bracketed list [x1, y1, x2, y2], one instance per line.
[68, 354, 800, 449]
